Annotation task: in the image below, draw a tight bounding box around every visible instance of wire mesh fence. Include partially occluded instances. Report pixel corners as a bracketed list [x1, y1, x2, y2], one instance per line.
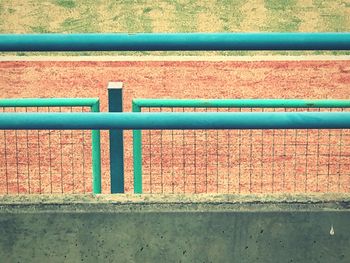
[0, 99, 100, 194]
[134, 102, 350, 194]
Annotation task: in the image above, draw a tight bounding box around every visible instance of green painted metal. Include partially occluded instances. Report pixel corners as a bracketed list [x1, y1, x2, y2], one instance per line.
[2, 112, 350, 130]
[133, 99, 350, 108]
[0, 33, 350, 51]
[132, 103, 142, 194]
[132, 98, 350, 193]
[108, 83, 124, 194]
[0, 98, 101, 194]
[0, 98, 99, 107]
[90, 101, 102, 194]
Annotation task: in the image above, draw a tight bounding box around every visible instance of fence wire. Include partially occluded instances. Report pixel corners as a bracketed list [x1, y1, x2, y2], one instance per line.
[0, 106, 93, 194]
[140, 107, 350, 194]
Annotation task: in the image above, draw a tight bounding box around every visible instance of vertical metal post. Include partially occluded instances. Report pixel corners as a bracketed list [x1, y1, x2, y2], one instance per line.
[91, 100, 101, 194]
[132, 101, 142, 193]
[108, 82, 124, 193]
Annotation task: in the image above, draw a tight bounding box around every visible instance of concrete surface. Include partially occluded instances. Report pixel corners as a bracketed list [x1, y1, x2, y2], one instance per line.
[0, 194, 349, 263]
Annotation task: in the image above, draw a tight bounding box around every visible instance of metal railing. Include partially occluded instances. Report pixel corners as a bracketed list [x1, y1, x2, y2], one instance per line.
[1, 32, 349, 194]
[132, 99, 350, 194]
[0, 33, 349, 52]
[0, 109, 350, 194]
[0, 98, 101, 194]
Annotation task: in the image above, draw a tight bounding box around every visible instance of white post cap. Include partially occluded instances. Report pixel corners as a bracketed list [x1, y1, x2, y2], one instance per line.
[107, 82, 123, 89]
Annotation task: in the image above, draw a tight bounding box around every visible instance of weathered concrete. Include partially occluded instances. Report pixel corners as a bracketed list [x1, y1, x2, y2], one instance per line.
[0, 194, 349, 263]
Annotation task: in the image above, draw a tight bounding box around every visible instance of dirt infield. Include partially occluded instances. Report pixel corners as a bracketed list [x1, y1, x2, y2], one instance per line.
[0, 57, 349, 194]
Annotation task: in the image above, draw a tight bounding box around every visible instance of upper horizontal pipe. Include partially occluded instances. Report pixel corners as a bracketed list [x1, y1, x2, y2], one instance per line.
[0, 112, 349, 130]
[0, 33, 349, 52]
[0, 98, 99, 107]
[132, 99, 350, 108]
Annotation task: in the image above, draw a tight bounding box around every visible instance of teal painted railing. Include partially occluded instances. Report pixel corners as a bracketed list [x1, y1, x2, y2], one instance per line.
[0, 98, 101, 194]
[131, 99, 350, 193]
[0, 33, 349, 51]
[1, 108, 350, 193]
[1, 112, 349, 130]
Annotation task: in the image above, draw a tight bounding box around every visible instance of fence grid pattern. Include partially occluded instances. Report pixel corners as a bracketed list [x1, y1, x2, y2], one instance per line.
[133, 100, 350, 194]
[0, 99, 101, 194]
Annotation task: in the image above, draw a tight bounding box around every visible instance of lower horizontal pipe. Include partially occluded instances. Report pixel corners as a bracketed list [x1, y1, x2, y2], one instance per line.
[0, 112, 349, 130]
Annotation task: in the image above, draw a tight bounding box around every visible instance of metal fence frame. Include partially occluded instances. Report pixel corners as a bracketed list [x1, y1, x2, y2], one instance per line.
[0, 98, 102, 194]
[132, 99, 350, 193]
[1, 32, 349, 194]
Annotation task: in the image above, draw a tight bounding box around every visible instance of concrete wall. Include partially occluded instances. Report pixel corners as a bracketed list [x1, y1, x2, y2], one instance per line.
[0, 194, 349, 263]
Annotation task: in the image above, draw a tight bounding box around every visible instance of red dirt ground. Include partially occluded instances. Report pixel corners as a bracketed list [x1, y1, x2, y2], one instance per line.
[0, 59, 349, 194]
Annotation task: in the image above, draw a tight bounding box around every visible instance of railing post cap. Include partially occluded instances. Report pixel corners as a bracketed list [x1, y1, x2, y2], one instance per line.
[108, 82, 123, 89]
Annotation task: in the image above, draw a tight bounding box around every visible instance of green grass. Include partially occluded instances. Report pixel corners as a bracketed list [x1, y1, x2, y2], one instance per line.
[0, 0, 349, 56]
[55, 0, 76, 9]
[263, 0, 301, 31]
[0, 1, 3, 30]
[213, 0, 244, 31]
[30, 26, 51, 33]
[326, 14, 348, 32]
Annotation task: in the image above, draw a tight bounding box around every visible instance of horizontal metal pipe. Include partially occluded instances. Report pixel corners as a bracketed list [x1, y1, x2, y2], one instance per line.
[0, 98, 99, 107]
[0, 33, 349, 52]
[133, 99, 350, 108]
[0, 112, 349, 130]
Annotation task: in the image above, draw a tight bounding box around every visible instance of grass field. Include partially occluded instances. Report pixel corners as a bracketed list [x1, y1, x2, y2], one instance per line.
[0, 0, 349, 56]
